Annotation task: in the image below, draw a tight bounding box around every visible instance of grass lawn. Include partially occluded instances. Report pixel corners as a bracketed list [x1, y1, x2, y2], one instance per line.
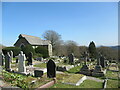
[106, 79, 118, 88]
[56, 61, 71, 66]
[50, 80, 103, 88]
[106, 70, 118, 79]
[63, 74, 84, 83]
[34, 63, 46, 68]
[67, 65, 82, 73]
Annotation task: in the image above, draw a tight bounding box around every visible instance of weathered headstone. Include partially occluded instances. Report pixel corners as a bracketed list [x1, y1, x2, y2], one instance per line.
[92, 59, 104, 77]
[80, 52, 91, 75]
[68, 53, 74, 64]
[79, 64, 91, 75]
[105, 60, 108, 67]
[34, 70, 43, 77]
[0, 53, 4, 66]
[5, 52, 11, 71]
[10, 51, 13, 63]
[27, 52, 33, 65]
[100, 55, 105, 68]
[83, 51, 89, 64]
[47, 59, 56, 78]
[18, 51, 26, 73]
[56, 66, 67, 72]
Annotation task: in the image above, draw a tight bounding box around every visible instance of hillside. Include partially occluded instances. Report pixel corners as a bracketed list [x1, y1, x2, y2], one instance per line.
[110, 45, 120, 50]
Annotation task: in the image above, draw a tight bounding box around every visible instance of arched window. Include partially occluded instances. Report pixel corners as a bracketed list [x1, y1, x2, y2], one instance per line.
[20, 43, 25, 49]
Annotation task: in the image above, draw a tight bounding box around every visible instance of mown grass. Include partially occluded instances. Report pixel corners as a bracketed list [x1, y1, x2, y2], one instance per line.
[34, 63, 46, 68]
[63, 74, 84, 83]
[106, 70, 118, 79]
[50, 79, 103, 88]
[67, 65, 82, 73]
[106, 79, 118, 88]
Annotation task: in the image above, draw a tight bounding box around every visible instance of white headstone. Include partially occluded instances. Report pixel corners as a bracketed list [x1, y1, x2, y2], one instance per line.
[18, 51, 26, 73]
[10, 51, 13, 63]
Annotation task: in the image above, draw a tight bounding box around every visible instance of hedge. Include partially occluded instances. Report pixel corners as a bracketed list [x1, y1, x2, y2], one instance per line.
[35, 46, 49, 58]
[21, 45, 35, 57]
[2, 47, 21, 57]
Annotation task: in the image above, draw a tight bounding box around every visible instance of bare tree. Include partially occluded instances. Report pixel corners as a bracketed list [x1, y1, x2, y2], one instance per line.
[43, 30, 61, 47]
[65, 40, 80, 58]
[43, 30, 62, 55]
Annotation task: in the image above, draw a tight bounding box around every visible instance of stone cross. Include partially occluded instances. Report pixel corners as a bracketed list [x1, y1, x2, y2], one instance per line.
[84, 51, 89, 65]
[47, 59, 56, 78]
[5, 52, 11, 71]
[100, 54, 105, 68]
[18, 51, 26, 72]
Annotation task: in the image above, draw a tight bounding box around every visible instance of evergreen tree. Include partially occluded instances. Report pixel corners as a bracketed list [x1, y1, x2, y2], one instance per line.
[88, 41, 97, 59]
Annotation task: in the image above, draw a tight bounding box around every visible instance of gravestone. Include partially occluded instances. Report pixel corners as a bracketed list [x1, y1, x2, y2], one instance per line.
[79, 63, 91, 75]
[16, 58, 18, 63]
[34, 70, 43, 77]
[83, 51, 89, 64]
[100, 55, 105, 68]
[10, 51, 13, 63]
[56, 66, 67, 71]
[0, 53, 4, 66]
[18, 51, 26, 73]
[92, 59, 104, 77]
[105, 60, 108, 67]
[27, 52, 33, 65]
[5, 52, 11, 71]
[68, 53, 74, 64]
[80, 52, 91, 75]
[47, 59, 56, 78]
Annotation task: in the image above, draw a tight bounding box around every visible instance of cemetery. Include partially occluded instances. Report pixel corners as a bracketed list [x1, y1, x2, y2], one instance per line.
[1, 1, 119, 89]
[0, 40, 119, 89]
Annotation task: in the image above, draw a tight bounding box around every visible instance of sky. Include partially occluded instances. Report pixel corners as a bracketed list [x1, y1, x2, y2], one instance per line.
[2, 2, 118, 46]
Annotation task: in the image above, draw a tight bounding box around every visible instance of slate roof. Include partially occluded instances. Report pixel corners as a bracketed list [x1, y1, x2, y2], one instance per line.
[19, 34, 51, 45]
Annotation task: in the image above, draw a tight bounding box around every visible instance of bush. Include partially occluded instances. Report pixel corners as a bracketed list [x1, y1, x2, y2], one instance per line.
[3, 71, 29, 88]
[2, 47, 21, 57]
[21, 45, 35, 57]
[35, 46, 49, 58]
